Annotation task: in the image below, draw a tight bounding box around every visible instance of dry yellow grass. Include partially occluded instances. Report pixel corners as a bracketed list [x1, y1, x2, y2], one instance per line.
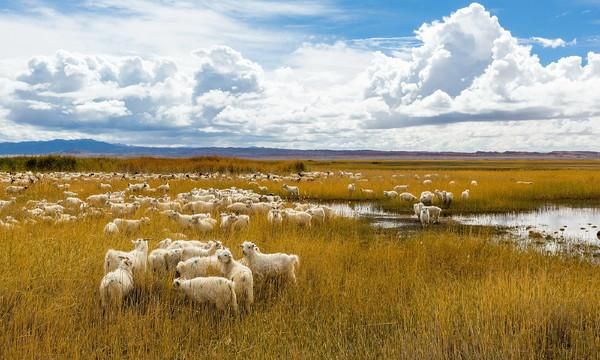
[1, 162, 600, 359]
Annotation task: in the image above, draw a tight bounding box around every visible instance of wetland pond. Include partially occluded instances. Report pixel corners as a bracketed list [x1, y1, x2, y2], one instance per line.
[326, 202, 600, 260]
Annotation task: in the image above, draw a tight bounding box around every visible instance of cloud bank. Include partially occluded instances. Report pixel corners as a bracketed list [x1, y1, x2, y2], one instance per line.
[0, 2, 598, 151]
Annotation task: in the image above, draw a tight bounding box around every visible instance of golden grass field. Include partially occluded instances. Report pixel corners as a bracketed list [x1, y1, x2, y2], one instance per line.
[1, 157, 600, 359]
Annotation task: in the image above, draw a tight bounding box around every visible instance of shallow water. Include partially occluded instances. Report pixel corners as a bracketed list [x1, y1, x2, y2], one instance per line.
[326, 202, 600, 257]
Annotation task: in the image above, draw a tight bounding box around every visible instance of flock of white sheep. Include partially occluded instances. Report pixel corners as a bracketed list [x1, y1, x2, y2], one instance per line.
[101, 238, 299, 313]
[1, 169, 479, 313]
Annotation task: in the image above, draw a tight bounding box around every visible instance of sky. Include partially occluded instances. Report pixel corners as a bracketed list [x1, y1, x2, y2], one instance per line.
[0, 0, 599, 151]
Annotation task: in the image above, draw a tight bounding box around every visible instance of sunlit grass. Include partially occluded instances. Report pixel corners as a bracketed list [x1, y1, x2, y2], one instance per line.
[1, 161, 600, 358]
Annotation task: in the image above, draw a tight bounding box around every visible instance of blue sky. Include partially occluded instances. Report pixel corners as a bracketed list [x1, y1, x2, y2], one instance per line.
[0, 1, 598, 150]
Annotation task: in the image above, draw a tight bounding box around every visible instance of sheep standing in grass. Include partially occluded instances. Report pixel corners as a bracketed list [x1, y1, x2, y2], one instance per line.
[104, 239, 148, 278]
[175, 256, 220, 279]
[399, 192, 417, 202]
[99, 257, 134, 309]
[191, 217, 217, 233]
[240, 241, 299, 284]
[470, 180, 479, 186]
[420, 191, 434, 206]
[420, 208, 430, 228]
[461, 189, 470, 200]
[281, 209, 312, 227]
[217, 248, 254, 313]
[306, 207, 325, 224]
[104, 222, 119, 235]
[267, 208, 283, 225]
[148, 248, 170, 275]
[181, 241, 222, 261]
[112, 217, 150, 233]
[282, 184, 299, 197]
[383, 190, 398, 199]
[173, 277, 238, 313]
[347, 183, 356, 196]
[393, 185, 409, 192]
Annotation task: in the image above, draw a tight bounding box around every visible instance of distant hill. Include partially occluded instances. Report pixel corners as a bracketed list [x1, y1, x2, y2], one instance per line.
[0, 139, 598, 160]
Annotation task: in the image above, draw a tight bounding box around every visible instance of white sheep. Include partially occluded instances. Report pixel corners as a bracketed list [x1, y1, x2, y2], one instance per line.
[383, 190, 398, 199]
[461, 189, 470, 200]
[399, 192, 417, 202]
[305, 207, 325, 223]
[420, 191, 434, 206]
[148, 248, 170, 275]
[99, 256, 134, 309]
[173, 277, 238, 313]
[112, 217, 150, 233]
[267, 208, 283, 225]
[181, 241, 222, 261]
[128, 182, 149, 192]
[424, 206, 442, 223]
[104, 222, 119, 235]
[183, 200, 217, 213]
[413, 202, 424, 218]
[157, 183, 170, 193]
[104, 239, 148, 278]
[470, 180, 479, 186]
[347, 183, 356, 196]
[393, 185, 409, 192]
[240, 241, 299, 284]
[281, 209, 312, 227]
[217, 248, 254, 313]
[99, 183, 112, 190]
[110, 202, 140, 217]
[360, 188, 374, 197]
[282, 184, 299, 197]
[191, 217, 217, 233]
[419, 208, 430, 228]
[175, 256, 220, 279]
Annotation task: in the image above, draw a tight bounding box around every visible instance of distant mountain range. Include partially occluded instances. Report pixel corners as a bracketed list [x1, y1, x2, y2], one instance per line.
[0, 139, 598, 160]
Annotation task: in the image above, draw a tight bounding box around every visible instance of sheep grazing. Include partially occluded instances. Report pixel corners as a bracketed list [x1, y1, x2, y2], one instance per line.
[104, 239, 149, 278]
[420, 191, 434, 206]
[0, 199, 15, 211]
[470, 180, 479, 186]
[240, 241, 299, 284]
[267, 208, 283, 225]
[399, 192, 418, 202]
[99, 257, 134, 309]
[383, 190, 398, 199]
[157, 183, 170, 193]
[461, 189, 470, 200]
[175, 255, 220, 279]
[86, 193, 110, 206]
[110, 202, 140, 217]
[347, 183, 356, 196]
[112, 217, 150, 233]
[220, 213, 250, 231]
[191, 217, 217, 233]
[282, 184, 300, 197]
[183, 200, 217, 213]
[217, 248, 254, 313]
[128, 182, 149, 192]
[393, 185, 409, 192]
[148, 248, 170, 275]
[281, 209, 312, 227]
[181, 241, 222, 261]
[419, 208, 430, 228]
[424, 206, 442, 223]
[104, 222, 119, 235]
[5, 185, 28, 194]
[305, 207, 325, 223]
[227, 202, 252, 214]
[173, 277, 238, 313]
[423, 179, 433, 185]
[99, 183, 112, 190]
